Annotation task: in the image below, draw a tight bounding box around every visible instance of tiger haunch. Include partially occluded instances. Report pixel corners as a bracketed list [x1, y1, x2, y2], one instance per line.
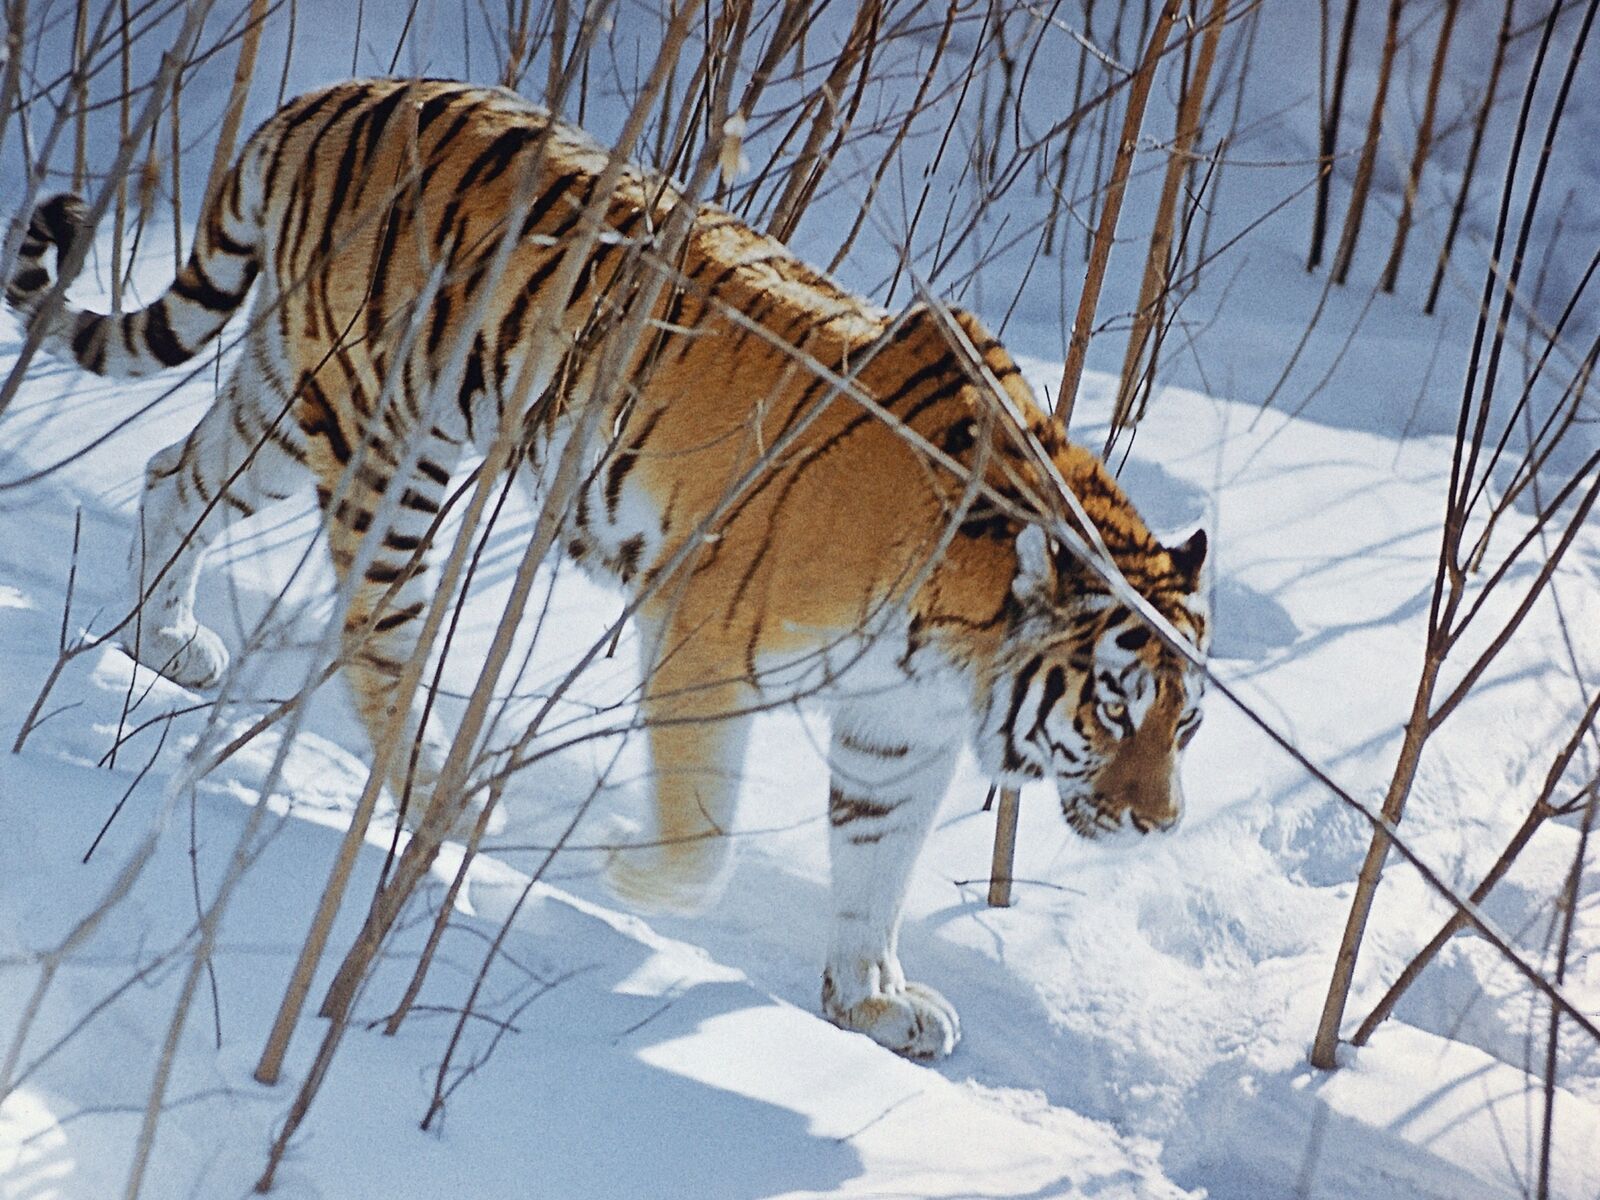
[6, 78, 1210, 1060]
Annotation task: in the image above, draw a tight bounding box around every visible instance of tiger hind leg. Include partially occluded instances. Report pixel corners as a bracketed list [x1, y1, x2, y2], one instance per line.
[128, 350, 308, 688]
[314, 423, 469, 833]
[821, 702, 961, 1058]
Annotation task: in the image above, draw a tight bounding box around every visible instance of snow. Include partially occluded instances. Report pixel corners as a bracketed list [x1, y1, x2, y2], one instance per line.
[3, 1, 1600, 1197]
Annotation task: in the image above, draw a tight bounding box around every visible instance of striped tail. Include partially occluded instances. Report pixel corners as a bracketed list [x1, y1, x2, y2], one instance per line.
[6, 169, 262, 379]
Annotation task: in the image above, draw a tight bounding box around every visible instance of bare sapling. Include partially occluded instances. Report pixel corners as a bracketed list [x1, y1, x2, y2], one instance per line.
[1308, 0, 1361, 271]
[1328, 0, 1401, 286]
[1311, 0, 1600, 1070]
[1350, 689, 1600, 1045]
[199, 0, 270, 219]
[979, 0, 1180, 907]
[1379, 0, 1460, 293]
[1426, 0, 1515, 314]
[1056, 0, 1180, 429]
[1108, 0, 1228, 449]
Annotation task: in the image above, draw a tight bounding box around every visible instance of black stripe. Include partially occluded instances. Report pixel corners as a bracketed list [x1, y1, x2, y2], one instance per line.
[1031, 665, 1067, 736]
[1002, 655, 1044, 742]
[187, 458, 214, 503]
[415, 86, 469, 137]
[427, 291, 453, 357]
[417, 458, 451, 487]
[284, 89, 373, 267]
[333, 502, 372, 532]
[264, 420, 307, 463]
[75, 315, 107, 373]
[382, 530, 423, 553]
[8, 265, 47, 295]
[210, 219, 254, 257]
[364, 560, 408, 584]
[605, 408, 663, 516]
[173, 262, 248, 312]
[838, 730, 911, 759]
[359, 84, 410, 166]
[518, 170, 588, 241]
[400, 488, 440, 513]
[615, 533, 644, 580]
[459, 126, 538, 193]
[142, 301, 191, 366]
[297, 380, 351, 463]
[828, 787, 901, 826]
[373, 601, 424, 632]
[262, 85, 351, 202]
[458, 336, 486, 438]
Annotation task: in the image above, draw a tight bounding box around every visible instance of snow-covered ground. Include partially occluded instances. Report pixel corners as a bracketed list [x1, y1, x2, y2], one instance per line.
[3, 1, 1600, 1197]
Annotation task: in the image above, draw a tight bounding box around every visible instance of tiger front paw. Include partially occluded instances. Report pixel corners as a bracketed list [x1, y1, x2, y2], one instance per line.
[822, 969, 961, 1059]
[124, 621, 230, 689]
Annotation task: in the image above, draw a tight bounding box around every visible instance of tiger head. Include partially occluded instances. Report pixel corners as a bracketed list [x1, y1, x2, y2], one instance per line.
[976, 521, 1209, 841]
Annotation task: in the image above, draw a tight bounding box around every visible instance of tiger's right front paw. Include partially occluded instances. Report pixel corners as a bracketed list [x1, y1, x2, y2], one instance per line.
[822, 970, 961, 1059]
[125, 621, 230, 690]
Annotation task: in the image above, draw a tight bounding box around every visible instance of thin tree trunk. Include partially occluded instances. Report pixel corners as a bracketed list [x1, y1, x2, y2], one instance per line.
[1308, 0, 1361, 270]
[1110, 0, 1228, 443]
[1426, 0, 1515, 314]
[1310, 654, 1442, 1068]
[200, 0, 269, 221]
[1330, 0, 1403, 286]
[1350, 686, 1599, 1046]
[71, 0, 88, 190]
[112, 0, 131, 315]
[987, 787, 1021, 906]
[767, 0, 882, 243]
[1311, 0, 1594, 1069]
[1056, 0, 1181, 429]
[1381, 0, 1460, 293]
[169, 73, 183, 273]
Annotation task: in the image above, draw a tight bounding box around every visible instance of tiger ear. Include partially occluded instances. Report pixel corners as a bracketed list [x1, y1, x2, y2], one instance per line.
[1013, 523, 1058, 601]
[1168, 528, 1207, 589]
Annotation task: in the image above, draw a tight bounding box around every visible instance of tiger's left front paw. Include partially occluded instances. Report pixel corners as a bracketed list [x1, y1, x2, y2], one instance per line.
[822, 970, 961, 1059]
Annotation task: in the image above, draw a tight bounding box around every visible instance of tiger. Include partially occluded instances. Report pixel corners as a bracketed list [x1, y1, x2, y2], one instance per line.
[6, 77, 1209, 1059]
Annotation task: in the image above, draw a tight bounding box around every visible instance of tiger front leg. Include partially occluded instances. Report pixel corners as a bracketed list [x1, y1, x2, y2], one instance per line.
[822, 712, 961, 1059]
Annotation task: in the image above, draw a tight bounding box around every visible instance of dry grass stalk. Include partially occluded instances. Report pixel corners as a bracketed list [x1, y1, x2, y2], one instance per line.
[766, 0, 884, 243]
[1426, 0, 1514, 314]
[169, 72, 183, 272]
[72, 0, 89, 189]
[1311, 0, 1600, 1069]
[1109, 0, 1228, 444]
[200, 0, 270, 220]
[1055, 0, 1181, 430]
[987, 786, 1022, 906]
[1307, 0, 1360, 271]
[1379, 0, 1459, 293]
[1328, 0, 1400, 286]
[111, 0, 131, 315]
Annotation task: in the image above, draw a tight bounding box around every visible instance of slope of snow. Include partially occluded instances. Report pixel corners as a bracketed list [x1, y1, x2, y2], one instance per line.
[2, 292, 1596, 1196]
[3, 1, 1600, 1195]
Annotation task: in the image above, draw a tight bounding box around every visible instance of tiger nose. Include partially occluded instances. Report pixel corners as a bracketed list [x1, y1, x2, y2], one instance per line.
[1131, 779, 1182, 834]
